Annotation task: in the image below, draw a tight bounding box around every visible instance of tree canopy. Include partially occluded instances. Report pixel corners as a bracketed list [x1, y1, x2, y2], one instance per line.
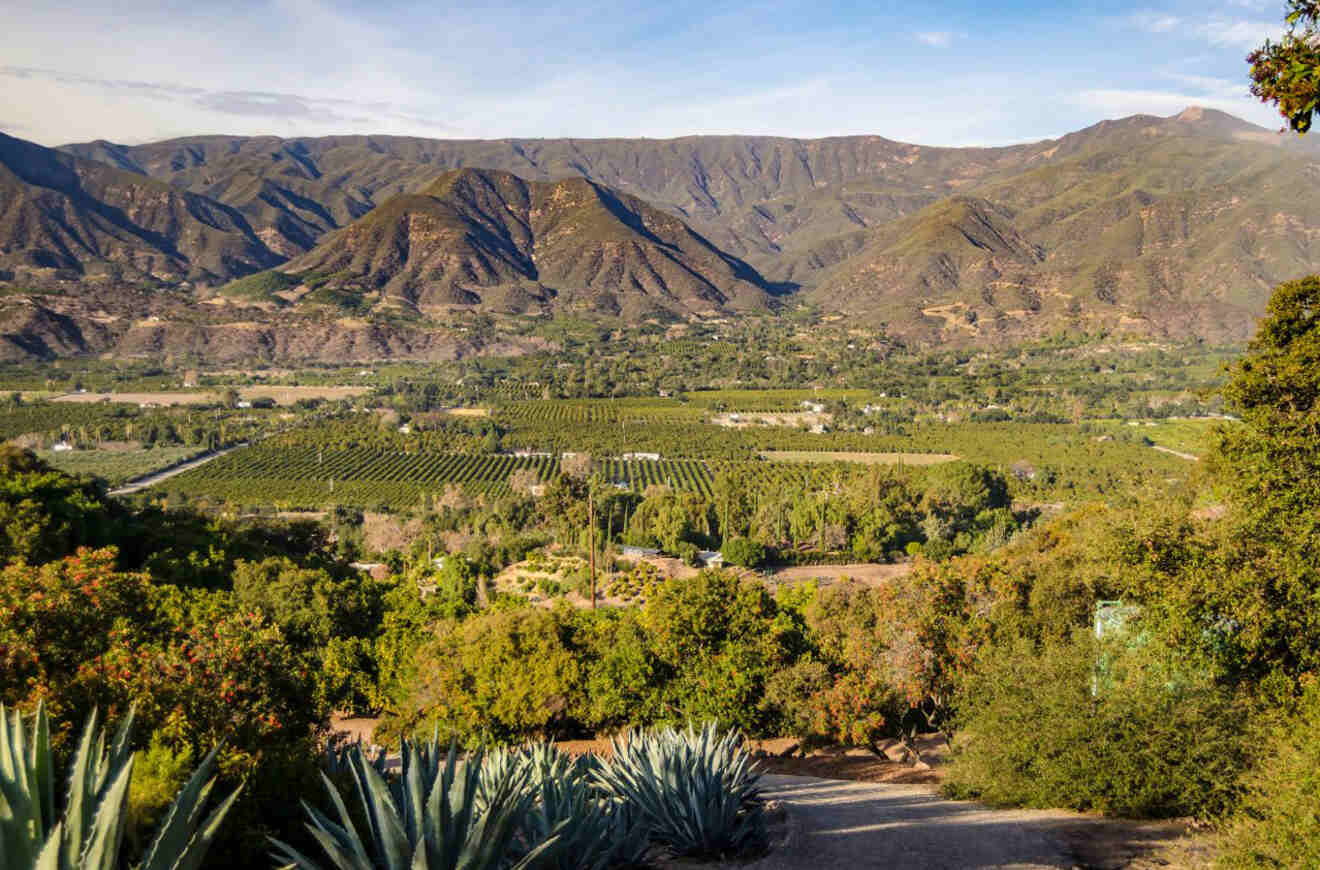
[1249, 0, 1320, 132]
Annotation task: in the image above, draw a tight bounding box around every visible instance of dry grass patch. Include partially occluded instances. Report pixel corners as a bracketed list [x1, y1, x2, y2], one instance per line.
[361, 512, 423, 554]
[238, 385, 369, 403]
[50, 385, 368, 406]
[52, 391, 211, 405]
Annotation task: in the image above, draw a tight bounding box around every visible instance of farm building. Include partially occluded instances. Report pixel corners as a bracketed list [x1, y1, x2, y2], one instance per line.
[620, 545, 660, 558]
[350, 562, 390, 581]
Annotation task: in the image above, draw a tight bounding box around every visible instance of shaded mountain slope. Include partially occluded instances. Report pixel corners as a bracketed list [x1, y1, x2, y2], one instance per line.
[272, 168, 775, 317]
[0, 133, 282, 285]
[58, 133, 1041, 262]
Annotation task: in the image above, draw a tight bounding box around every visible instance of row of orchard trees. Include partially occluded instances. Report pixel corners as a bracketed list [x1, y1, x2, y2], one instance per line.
[528, 458, 1022, 566]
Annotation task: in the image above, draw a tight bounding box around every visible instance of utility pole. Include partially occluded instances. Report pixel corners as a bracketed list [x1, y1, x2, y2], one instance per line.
[587, 487, 597, 609]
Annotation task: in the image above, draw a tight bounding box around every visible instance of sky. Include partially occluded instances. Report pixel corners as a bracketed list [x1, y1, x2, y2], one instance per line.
[0, 0, 1293, 148]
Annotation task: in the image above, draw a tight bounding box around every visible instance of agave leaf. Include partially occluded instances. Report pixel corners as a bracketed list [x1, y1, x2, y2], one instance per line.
[140, 742, 242, 870]
[31, 702, 55, 835]
[401, 746, 425, 846]
[303, 819, 368, 870]
[357, 755, 411, 870]
[269, 836, 326, 870]
[138, 745, 221, 870]
[304, 796, 369, 869]
[314, 773, 373, 869]
[33, 820, 65, 870]
[0, 707, 42, 867]
[168, 778, 244, 870]
[107, 706, 136, 770]
[61, 707, 101, 857]
[75, 755, 133, 870]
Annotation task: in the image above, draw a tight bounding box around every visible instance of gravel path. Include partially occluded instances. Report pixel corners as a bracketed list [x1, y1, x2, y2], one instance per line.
[733, 775, 1082, 870]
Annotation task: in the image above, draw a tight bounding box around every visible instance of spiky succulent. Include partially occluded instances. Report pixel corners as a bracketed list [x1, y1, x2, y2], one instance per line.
[0, 702, 240, 870]
[271, 740, 561, 870]
[481, 744, 651, 870]
[593, 724, 766, 859]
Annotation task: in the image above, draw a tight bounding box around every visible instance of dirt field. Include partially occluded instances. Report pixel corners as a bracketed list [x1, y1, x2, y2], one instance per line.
[51, 385, 369, 406]
[759, 450, 959, 465]
[445, 407, 490, 417]
[712, 412, 830, 429]
[53, 391, 211, 406]
[763, 562, 912, 587]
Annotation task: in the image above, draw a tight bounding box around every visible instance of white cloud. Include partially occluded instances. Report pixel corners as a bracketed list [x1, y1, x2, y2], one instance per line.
[1074, 86, 1277, 126]
[915, 31, 953, 47]
[1130, 12, 1183, 33]
[1128, 8, 1282, 49]
[1198, 14, 1282, 48]
[0, 0, 1286, 149]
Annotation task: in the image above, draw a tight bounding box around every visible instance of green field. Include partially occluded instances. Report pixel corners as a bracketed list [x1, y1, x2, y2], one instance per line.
[157, 448, 725, 509]
[44, 446, 207, 487]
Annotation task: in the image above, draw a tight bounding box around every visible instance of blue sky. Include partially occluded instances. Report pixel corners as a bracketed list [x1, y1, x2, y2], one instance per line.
[0, 0, 1291, 146]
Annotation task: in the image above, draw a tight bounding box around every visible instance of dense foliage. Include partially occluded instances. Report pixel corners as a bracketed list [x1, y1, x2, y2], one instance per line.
[1249, 0, 1320, 132]
[0, 291, 1316, 866]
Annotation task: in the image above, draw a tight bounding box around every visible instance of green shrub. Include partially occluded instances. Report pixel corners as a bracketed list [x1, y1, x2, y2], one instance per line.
[721, 536, 766, 568]
[217, 269, 298, 303]
[124, 732, 195, 858]
[1217, 680, 1320, 868]
[945, 632, 1249, 819]
[383, 606, 586, 744]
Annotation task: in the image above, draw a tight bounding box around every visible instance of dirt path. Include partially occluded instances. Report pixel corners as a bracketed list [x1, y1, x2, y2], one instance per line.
[723, 775, 1212, 870]
[1151, 445, 1199, 461]
[729, 775, 1078, 870]
[108, 444, 243, 495]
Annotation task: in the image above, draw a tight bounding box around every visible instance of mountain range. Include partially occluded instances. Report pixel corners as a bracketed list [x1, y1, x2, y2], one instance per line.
[2, 105, 1319, 361]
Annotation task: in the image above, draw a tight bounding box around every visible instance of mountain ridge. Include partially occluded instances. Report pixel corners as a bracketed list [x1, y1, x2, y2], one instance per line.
[1, 106, 1318, 359]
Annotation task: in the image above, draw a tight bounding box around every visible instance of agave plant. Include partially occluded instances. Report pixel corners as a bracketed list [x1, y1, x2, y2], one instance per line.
[0, 702, 241, 870]
[593, 724, 766, 859]
[481, 745, 650, 870]
[272, 740, 561, 870]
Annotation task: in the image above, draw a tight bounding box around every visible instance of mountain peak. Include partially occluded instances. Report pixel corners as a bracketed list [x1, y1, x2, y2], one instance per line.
[1169, 105, 1269, 134]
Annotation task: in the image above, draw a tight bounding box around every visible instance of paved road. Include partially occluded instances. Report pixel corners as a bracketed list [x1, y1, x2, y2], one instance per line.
[734, 775, 1081, 870]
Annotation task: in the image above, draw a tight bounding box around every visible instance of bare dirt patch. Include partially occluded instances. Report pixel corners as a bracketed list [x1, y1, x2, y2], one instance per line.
[712, 412, 831, 429]
[51, 385, 368, 406]
[53, 391, 212, 406]
[759, 450, 959, 465]
[764, 562, 912, 587]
